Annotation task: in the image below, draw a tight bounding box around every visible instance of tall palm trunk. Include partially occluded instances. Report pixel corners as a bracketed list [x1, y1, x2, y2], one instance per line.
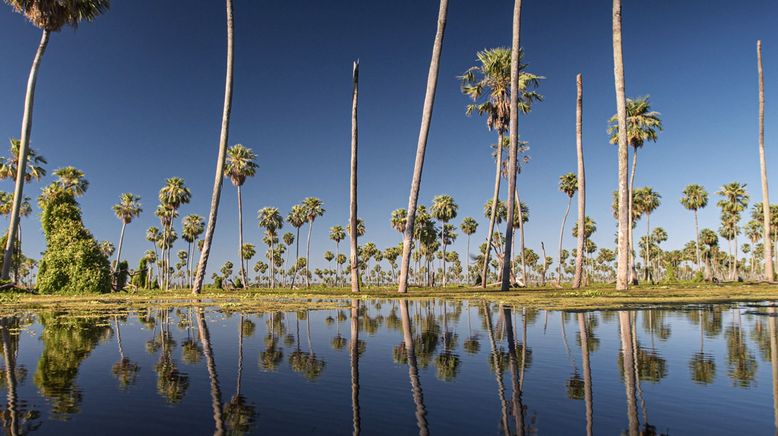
[397, 0, 449, 293]
[114, 221, 127, 272]
[351, 300, 361, 435]
[196, 308, 225, 434]
[192, 0, 235, 295]
[350, 61, 361, 293]
[612, 0, 630, 291]
[758, 41, 774, 281]
[305, 221, 313, 288]
[572, 74, 586, 289]
[2, 30, 50, 280]
[270, 239, 275, 288]
[482, 133, 504, 288]
[557, 196, 572, 286]
[645, 213, 652, 283]
[237, 185, 247, 287]
[400, 300, 429, 435]
[768, 306, 778, 432]
[627, 148, 638, 284]
[441, 234, 448, 287]
[335, 240, 341, 287]
[1, 319, 19, 436]
[501, 0, 523, 291]
[578, 313, 594, 436]
[466, 234, 472, 286]
[187, 241, 193, 288]
[515, 188, 527, 286]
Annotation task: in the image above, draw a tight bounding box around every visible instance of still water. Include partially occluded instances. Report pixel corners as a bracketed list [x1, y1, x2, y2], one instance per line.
[1, 300, 777, 435]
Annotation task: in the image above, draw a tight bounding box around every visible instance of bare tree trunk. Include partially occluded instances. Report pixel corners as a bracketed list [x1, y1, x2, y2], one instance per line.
[758, 40, 774, 282]
[2, 30, 50, 280]
[501, 0, 523, 291]
[237, 185, 247, 287]
[694, 209, 701, 272]
[627, 149, 638, 285]
[613, 0, 630, 291]
[350, 61, 361, 293]
[305, 221, 313, 288]
[115, 221, 127, 272]
[573, 74, 586, 289]
[515, 188, 527, 286]
[397, 0, 449, 293]
[192, 0, 234, 295]
[482, 133, 504, 288]
[466, 235, 471, 286]
[619, 311, 639, 436]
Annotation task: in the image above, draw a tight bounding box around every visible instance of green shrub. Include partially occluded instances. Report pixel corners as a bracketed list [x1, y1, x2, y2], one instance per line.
[36, 190, 111, 294]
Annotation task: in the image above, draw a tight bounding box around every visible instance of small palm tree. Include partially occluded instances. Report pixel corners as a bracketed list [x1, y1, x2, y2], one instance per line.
[329, 225, 346, 286]
[225, 144, 258, 287]
[258, 207, 283, 288]
[302, 197, 325, 288]
[182, 214, 205, 287]
[1, 0, 110, 279]
[681, 184, 709, 272]
[717, 182, 749, 279]
[158, 177, 191, 289]
[633, 187, 661, 282]
[557, 172, 578, 285]
[0, 139, 47, 182]
[287, 205, 307, 288]
[460, 217, 478, 285]
[391, 208, 407, 235]
[431, 195, 458, 286]
[112, 193, 142, 273]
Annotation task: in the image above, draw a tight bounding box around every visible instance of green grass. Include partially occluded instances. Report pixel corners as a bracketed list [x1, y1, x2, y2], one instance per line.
[1, 281, 778, 316]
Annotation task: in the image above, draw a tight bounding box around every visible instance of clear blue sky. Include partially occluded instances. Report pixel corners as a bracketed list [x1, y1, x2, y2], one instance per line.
[0, 0, 776, 276]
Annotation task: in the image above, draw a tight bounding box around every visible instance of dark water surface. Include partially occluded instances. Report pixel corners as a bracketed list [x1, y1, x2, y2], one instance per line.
[1, 300, 777, 435]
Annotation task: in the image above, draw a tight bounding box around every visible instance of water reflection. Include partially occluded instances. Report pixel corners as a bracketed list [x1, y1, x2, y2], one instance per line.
[1, 302, 778, 434]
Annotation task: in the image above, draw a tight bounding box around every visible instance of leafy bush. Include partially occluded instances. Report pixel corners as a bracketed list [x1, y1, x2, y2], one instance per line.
[36, 190, 111, 294]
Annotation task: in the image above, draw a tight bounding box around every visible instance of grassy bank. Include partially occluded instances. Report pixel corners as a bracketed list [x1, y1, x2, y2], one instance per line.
[2, 281, 778, 316]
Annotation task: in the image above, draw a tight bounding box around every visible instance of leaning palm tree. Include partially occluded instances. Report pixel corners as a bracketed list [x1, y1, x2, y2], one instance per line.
[225, 144, 258, 288]
[633, 187, 661, 282]
[461, 47, 542, 289]
[193, 0, 235, 295]
[182, 214, 205, 287]
[557, 172, 578, 286]
[111, 193, 142, 272]
[572, 74, 586, 289]
[329, 225, 346, 287]
[397, 0, 449, 294]
[757, 40, 774, 282]
[302, 197, 325, 288]
[681, 184, 709, 272]
[431, 195, 458, 286]
[258, 207, 283, 288]
[287, 204, 307, 288]
[460, 217, 478, 285]
[612, 0, 630, 291]
[1, 0, 110, 280]
[608, 96, 663, 284]
[350, 60, 360, 293]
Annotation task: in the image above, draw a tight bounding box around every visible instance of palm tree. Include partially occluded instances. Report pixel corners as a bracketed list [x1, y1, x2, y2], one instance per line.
[718, 182, 749, 280]
[193, 0, 235, 295]
[225, 144, 258, 288]
[391, 208, 408, 236]
[397, 0, 449, 294]
[431, 195, 458, 286]
[1, 0, 110, 280]
[350, 60, 360, 293]
[501, 0, 525, 291]
[182, 214, 205, 287]
[461, 48, 542, 289]
[681, 184, 709, 273]
[460, 217, 478, 285]
[301, 198, 325, 288]
[608, 96, 663, 285]
[557, 172, 578, 286]
[286, 205, 306, 288]
[572, 74, 586, 289]
[258, 207, 283, 288]
[329, 225, 346, 287]
[146, 226, 161, 287]
[159, 177, 191, 290]
[53, 166, 89, 197]
[111, 193, 142, 273]
[633, 187, 661, 282]
[757, 40, 774, 282]
[745, 220, 763, 278]
[612, 0, 630, 291]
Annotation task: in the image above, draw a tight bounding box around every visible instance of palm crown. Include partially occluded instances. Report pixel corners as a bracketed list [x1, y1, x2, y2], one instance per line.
[53, 166, 88, 196]
[258, 207, 283, 234]
[329, 225, 346, 243]
[391, 208, 407, 234]
[302, 197, 325, 222]
[431, 195, 458, 223]
[224, 144, 258, 187]
[559, 172, 578, 198]
[5, 0, 110, 32]
[608, 96, 663, 149]
[182, 214, 204, 243]
[460, 217, 478, 236]
[158, 177, 191, 210]
[287, 205, 307, 229]
[112, 193, 142, 224]
[681, 184, 708, 211]
[0, 138, 47, 182]
[716, 182, 749, 215]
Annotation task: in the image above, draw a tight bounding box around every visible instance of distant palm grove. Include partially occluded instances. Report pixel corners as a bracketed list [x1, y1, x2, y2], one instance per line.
[0, 0, 776, 294]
